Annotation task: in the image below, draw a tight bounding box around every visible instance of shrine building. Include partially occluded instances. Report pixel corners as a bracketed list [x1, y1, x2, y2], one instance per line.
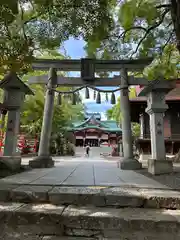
[130, 81, 180, 155]
[68, 112, 122, 147]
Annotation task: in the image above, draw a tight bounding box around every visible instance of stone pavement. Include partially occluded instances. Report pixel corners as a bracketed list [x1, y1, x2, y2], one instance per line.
[0, 157, 171, 188]
[2, 155, 180, 239]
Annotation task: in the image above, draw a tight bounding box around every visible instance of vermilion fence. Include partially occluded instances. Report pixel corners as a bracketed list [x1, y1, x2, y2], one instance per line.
[0, 134, 38, 155]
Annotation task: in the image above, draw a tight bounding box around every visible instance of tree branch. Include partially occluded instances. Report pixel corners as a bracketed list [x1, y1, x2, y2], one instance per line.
[120, 26, 147, 41]
[130, 8, 171, 58]
[160, 30, 174, 55]
[19, 2, 28, 41]
[156, 4, 171, 9]
[170, 0, 180, 53]
[120, 6, 170, 42]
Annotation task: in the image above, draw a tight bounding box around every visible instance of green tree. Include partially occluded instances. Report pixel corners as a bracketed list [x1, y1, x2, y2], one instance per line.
[20, 49, 84, 136]
[106, 97, 121, 123]
[132, 123, 140, 138]
[20, 82, 83, 155]
[118, 0, 180, 55]
[106, 87, 136, 123]
[106, 87, 140, 137]
[21, 83, 84, 136]
[86, 1, 180, 56]
[85, 1, 180, 79]
[2, 1, 179, 82]
[0, 0, 116, 74]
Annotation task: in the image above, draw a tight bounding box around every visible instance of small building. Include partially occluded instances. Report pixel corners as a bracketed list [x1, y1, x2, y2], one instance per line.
[68, 113, 122, 147]
[130, 82, 180, 155]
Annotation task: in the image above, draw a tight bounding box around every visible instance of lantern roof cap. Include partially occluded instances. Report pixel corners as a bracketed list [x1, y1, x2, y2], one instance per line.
[0, 72, 34, 95]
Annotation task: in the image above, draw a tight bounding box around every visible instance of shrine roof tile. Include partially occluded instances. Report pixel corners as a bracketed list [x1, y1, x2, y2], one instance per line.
[101, 120, 119, 128]
[71, 126, 122, 132]
[131, 82, 180, 103]
[69, 119, 121, 133]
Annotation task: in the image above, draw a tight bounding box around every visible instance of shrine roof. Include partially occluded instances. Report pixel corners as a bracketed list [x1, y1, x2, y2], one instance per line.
[130, 84, 180, 123]
[130, 83, 180, 103]
[68, 114, 122, 133]
[71, 126, 122, 133]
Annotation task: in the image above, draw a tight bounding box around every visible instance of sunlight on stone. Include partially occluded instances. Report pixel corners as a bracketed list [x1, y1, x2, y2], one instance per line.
[32, 204, 58, 210]
[88, 186, 107, 189]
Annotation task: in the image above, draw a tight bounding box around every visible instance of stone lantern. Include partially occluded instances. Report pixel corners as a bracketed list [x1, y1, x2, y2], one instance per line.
[0, 72, 33, 172]
[139, 79, 176, 175]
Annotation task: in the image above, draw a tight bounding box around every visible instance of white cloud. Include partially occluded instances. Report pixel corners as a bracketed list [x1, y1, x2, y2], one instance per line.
[101, 112, 107, 120]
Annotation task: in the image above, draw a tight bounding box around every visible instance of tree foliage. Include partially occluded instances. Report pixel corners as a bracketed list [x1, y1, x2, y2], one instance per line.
[1, 1, 179, 80]
[144, 44, 180, 80]
[106, 87, 136, 123]
[87, 0, 180, 56]
[86, 0, 180, 79]
[131, 122, 140, 138]
[20, 49, 84, 136]
[0, 0, 116, 74]
[118, 0, 180, 55]
[106, 87, 140, 137]
[21, 83, 84, 136]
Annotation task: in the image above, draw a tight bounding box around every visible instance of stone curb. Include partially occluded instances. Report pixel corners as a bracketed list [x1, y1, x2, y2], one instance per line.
[1, 202, 180, 237]
[1, 185, 180, 209]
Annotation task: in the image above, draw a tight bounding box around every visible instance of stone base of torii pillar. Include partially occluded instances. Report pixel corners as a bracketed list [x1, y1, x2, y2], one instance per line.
[30, 156, 54, 168]
[139, 80, 176, 175]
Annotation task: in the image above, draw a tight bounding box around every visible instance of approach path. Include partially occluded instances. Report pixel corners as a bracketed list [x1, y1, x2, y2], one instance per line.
[0, 156, 171, 189]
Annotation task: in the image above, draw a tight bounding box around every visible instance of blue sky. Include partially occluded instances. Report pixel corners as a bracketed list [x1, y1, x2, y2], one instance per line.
[61, 37, 86, 59]
[61, 37, 119, 119]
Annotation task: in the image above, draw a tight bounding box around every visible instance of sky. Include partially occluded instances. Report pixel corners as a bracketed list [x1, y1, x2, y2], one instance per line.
[61, 37, 120, 120]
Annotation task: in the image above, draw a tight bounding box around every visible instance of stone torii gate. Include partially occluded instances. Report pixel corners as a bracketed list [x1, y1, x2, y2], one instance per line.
[28, 58, 175, 175]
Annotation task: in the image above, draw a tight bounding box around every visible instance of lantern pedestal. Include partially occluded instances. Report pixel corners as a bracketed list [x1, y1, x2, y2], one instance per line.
[120, 158, 142, 170]
[0, 156, 21, 177]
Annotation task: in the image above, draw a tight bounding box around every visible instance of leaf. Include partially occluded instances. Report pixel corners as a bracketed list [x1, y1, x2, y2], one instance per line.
[119, 1, 137, 29]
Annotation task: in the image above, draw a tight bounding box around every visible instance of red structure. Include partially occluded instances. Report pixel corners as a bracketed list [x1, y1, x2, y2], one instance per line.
[68, 113, 122, 147]
[0, 134, 38, 155]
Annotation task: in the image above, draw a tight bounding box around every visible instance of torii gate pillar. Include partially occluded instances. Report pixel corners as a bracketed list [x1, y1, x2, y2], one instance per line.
[29, 68, 57, 168]
[119, 68, 142, 170]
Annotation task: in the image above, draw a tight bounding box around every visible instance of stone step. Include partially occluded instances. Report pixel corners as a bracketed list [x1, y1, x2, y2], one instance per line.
[1, 184, 180, 209]
[2, 233, 180, 240]
[1, 202, 180, 239]
[2, 234, 94, 240]
[3, 234, 95, 240]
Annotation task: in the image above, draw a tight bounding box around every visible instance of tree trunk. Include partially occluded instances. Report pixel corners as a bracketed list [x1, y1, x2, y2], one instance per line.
[171, 0, 180, 53]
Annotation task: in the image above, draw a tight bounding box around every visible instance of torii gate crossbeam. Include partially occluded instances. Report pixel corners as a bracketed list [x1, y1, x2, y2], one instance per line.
[32, 58, 153, 71]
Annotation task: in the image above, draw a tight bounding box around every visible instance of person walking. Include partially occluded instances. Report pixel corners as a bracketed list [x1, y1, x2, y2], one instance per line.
[85, 145, 90, 157]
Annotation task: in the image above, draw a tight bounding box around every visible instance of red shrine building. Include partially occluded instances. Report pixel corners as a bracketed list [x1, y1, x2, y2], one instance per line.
[130, 80, 180, 155]
[68, 112, 122, 147]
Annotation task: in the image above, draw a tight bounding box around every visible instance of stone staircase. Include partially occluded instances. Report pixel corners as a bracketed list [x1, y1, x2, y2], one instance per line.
[1, 184, 180, 239]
